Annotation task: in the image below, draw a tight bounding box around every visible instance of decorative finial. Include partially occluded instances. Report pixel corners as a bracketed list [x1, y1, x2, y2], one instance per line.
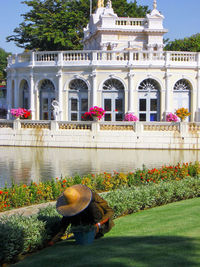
[97, 0, 104, 8]
[153, 0, 157, 9]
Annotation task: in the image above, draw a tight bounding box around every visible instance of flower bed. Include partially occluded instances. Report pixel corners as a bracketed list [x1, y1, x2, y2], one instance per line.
[0, 162, 200, 212]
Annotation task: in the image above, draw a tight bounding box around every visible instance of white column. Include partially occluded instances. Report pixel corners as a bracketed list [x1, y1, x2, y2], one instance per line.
[14, 75, 18, 108]
[30, 72, 35, 120]
[195, 65, 200, 121]
[57, 70, 63, 120]
[164, 72, 172, 118]
[91, 72, 97, 107]
[6, 73, 12, 119]
[128, 72, 135, 113]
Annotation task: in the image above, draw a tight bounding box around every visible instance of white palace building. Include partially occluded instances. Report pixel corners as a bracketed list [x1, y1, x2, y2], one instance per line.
[6, 0, 200, 122]
[2, 0, 200, 149]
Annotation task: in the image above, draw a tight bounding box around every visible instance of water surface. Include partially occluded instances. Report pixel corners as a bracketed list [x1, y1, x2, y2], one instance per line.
[0, 146, 199, 187]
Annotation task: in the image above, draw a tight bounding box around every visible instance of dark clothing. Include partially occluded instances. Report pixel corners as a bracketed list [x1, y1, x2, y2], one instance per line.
[52, 191, 114, 242]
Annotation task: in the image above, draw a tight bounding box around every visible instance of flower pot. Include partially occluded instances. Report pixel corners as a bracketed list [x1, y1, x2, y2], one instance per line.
[73, 229, 96, 245]
[93, 116, 99, 122]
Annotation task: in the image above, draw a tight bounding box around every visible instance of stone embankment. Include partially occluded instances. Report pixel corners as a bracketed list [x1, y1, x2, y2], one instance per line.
[0, 201, 56, 217]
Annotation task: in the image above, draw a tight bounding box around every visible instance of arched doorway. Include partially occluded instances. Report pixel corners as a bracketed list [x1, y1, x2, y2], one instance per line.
[68, 79, 88, 121]
[138, 78, 161, 121]
[19, 80, 29, 109]
[102, 78, 125, 121]
[173, 79, 191, 121]
[39, 79, 55, 120]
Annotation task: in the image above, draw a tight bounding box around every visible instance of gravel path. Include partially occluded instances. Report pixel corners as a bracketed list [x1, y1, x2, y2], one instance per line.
[0, 201, 56, 217]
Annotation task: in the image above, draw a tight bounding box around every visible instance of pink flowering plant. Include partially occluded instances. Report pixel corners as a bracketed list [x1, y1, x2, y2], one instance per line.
[124, 112, 138, 121]
[11, 108, 32, 119]
[166, 112, 179, 122]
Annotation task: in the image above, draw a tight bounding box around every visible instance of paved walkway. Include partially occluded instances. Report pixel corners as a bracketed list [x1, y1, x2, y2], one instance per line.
[0, 201, 56, 217]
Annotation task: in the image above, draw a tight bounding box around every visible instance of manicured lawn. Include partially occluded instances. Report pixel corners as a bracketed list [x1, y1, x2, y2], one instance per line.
[14, 198, 200, 267]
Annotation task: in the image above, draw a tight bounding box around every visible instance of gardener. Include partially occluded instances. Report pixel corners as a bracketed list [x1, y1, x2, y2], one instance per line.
[49, 184, 114, 244]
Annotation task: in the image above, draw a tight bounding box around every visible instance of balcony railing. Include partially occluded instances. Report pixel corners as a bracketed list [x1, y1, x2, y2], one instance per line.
[115, 18, 145, 27]
[1, 120, 199, 134]
[7, 50, 200, 68]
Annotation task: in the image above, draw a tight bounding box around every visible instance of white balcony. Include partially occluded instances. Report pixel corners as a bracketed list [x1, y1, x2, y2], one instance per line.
[7, 50, 200, 69]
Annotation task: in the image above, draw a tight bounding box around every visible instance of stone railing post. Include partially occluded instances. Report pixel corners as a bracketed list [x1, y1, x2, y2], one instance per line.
[50, 120, 59, 131]
[30, 51, 35, 66]
[91, 51, 97, 65]
[13, 119, 21, 130]
[135, 122, 143, 135]
[179, 122, 188, 137]
[57, 52, 63, 66]
[165, 51, 171, 66]
[91, 121, 100, 139]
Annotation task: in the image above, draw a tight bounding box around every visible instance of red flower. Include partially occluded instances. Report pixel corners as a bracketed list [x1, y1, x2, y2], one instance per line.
[0, 190, 3, 194]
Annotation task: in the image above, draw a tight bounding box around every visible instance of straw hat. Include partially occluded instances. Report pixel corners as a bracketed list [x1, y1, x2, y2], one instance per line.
[56, 184, 92, 217]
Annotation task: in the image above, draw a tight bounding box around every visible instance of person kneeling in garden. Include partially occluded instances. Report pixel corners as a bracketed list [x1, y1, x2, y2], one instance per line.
[49, 184, 114, 244]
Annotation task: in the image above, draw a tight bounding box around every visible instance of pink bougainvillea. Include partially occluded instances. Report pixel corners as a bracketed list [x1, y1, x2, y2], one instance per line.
[11, 108, 32, 119]
[124, 113, 138, 121]
[166, 112, 179, 122]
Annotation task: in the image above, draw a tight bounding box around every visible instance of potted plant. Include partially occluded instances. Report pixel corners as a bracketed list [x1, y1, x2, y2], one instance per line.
[166, 112, 179, 122]
[71, 224, 96, 245]
[175, 108, 191, 122]
[82, 106, 105, 121]
[10, 108, 32, 120]
[124, 112, 138, 121]
[81, 112, 93, 121]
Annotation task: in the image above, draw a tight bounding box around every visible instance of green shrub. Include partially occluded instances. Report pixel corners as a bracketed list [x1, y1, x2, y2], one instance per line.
[103, 177, 200, 218]
[0, 214, 47, 264]
[37, 204, 62, 237]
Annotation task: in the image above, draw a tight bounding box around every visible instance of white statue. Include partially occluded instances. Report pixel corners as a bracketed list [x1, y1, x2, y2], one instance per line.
[52, 100, 61, 121]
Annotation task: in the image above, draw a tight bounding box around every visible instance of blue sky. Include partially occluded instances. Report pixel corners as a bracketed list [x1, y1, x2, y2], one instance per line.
[1, 0, 200, 54]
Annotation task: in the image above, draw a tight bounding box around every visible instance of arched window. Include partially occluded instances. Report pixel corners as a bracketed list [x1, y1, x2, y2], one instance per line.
[102, 78, 125, 121]
[68, 79, 88, 121]
[138, 78, 161, 121]
[173, 79, 191, 121]
[39, 79, 55, 120]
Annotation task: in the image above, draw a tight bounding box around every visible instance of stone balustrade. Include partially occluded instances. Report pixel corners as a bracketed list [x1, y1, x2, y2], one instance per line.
[0, 120, 199, 133]
[0, 120, 200, 149]
[115, 18, 145, 27]
[7, 50, 200, 68]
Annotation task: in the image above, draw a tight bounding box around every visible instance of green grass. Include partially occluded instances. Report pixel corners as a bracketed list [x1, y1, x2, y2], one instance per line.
[14, 198, 200, 267]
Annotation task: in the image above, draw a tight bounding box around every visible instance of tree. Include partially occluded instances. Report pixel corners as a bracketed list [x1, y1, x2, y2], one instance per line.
[164, 33, 200, 52]
[6, 0, 149, 51]
[0, 48, 10, 82]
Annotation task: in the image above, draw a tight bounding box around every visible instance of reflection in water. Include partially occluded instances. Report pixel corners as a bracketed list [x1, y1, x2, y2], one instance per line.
[0, 146, 200, 187]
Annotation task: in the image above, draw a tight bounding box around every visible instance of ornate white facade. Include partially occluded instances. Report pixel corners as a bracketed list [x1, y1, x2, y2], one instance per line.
[6, 0, 200, 122]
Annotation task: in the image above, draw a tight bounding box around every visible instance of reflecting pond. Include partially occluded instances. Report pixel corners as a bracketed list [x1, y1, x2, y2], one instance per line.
[0, 146, 200, 187]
